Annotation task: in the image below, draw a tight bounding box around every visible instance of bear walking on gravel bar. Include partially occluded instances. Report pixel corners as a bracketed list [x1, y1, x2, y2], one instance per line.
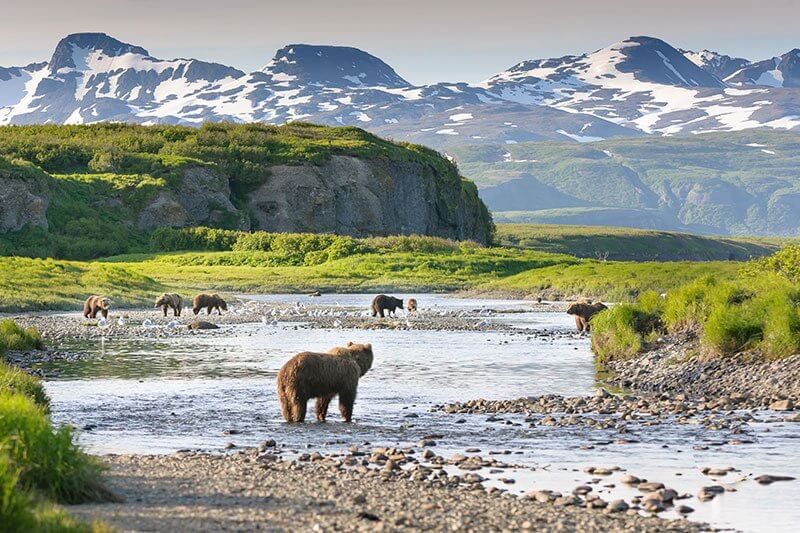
[566, 300, 608, 332]
[371, 294, 403, 318]
[192, 293, 227, 315]
[83, 296, 111, 319]
[276, 342, 374, 423]
[155, 293, 183, 317]
[406, 298, 418, 312]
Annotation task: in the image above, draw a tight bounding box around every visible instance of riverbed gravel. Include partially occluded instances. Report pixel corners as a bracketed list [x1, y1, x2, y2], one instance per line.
[68, 450, 701, 532]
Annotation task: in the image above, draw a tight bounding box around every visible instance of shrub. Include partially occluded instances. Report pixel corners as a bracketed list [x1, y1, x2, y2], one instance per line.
[591, 304, 661, 364]
[231, 232, 274, 252]
[703, 303, 763, 356]
[0, 363, 49, 410]
[0, 320, 43, 353]
[0, 392, 116, 504]
[149, 226, 241, 252]
[662, 277, 719, 332]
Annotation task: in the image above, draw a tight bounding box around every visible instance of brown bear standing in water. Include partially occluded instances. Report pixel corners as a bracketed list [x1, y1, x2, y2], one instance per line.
[371, 294, 403, 318]
[276, 342, 373, 423]
[566, 300, 608, 332]
[155, 293, 182, 317]
[192, 293, 227, 315]
[406, 298, 418, 312]
[83, 296, 111, 319]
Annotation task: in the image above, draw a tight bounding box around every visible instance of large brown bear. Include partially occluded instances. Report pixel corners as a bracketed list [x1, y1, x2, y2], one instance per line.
[276, 342, 374, 423]
[406, 298, 418, 312]
[83, 296, 111, 319]
[371, 294, 403, 318]
[192, 293, 227, 315]
[566, 300, 608, 332]
[155, 293, 182, 317]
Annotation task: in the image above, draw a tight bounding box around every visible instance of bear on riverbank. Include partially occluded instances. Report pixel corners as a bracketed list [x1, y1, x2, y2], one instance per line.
[192, 293, 227, 315]
[406, 298, 418, 312]
[155, 293, 182, 317]
[276, 342, 374, 423]
[371, 295, 403, 318]
[566, 300, 608, 332]
[83, 296, 111, 319]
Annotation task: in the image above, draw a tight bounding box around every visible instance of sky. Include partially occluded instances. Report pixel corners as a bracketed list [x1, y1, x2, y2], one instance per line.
[2, 0, 799, 85]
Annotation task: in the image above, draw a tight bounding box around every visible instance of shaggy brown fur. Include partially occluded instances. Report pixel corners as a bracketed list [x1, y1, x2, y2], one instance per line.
[371, 295, 403, 318]
[192, 293, 227, 315]
[276, 342, 374, 423]
[566, 301, 608, 332]
[406, 298, 418, 312]
[155, 293, 182, 317]
[83, 295, 111, 319]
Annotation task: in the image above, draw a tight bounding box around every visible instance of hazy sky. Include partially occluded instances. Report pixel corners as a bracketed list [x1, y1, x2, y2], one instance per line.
[2, 0, 798, 84]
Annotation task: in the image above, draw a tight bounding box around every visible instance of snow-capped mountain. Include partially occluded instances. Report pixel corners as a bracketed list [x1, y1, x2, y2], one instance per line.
[680, 49, 751, 80]
[2, 32, 800, 146]
[725, 49, 800, 87]
[482, 36, 800, 135]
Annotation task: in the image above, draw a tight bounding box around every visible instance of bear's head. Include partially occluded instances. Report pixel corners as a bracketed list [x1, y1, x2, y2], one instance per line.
[213, 294, 228, 310]
[154, 294, 168, 308]
[566, 302, 588, 316]
[99, 297, 111, 310]
[346, 341, 374, 376]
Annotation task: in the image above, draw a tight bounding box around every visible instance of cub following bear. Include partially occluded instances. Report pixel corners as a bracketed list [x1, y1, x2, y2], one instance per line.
[155, 293, 182, 317]
[566, 300, 608, 332]
[371, 294, 403, 318]
[83, 296, 111, 319]
[192, 293, 227, 315]
[406, 298, 418, 312]
[276, 342, 373, 423]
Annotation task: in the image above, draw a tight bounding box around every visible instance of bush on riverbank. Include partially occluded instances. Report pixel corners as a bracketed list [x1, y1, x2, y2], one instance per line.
[591, 268, 800, 361]
[0, 321, 115, 530]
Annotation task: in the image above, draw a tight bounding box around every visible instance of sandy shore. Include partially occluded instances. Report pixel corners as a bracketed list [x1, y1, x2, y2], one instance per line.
[69, 450, 701, 532]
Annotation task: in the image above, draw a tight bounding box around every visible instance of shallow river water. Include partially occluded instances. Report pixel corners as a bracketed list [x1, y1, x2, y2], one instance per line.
[41, 294, 800, 532]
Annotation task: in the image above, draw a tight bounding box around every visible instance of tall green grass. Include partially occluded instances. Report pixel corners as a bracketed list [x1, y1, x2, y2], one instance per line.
[591, 267, 800, 362]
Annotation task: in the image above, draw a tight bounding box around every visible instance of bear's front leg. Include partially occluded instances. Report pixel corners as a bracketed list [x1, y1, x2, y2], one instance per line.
[338, 388, 357, 422]
[316, 394, 334, 422]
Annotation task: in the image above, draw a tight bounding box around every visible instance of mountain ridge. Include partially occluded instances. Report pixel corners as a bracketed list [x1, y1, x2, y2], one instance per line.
[2, 32, 800, 145]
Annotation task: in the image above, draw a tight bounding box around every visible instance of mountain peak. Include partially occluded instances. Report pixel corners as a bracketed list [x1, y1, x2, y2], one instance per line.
[262, 44, 410, 88]
[50, 33, 150, 70]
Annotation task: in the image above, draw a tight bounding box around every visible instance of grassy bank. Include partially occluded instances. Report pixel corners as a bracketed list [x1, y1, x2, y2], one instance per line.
[0, 235, 749, 312]
[495, 223, 780, 262]
[0, 321, 113, 531]
[591, 245, 800, 363]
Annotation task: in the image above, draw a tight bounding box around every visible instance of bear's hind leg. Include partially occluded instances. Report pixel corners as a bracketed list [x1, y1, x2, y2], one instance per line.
[293, 397, 308, 422]
[338, 388, 357, 422]
[316, 394, 334, 422]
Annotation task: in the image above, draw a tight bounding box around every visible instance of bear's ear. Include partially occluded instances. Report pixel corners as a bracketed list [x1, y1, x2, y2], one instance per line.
[347, 341, 354, 346]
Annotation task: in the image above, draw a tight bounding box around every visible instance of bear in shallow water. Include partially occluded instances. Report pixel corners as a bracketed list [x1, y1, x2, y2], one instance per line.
[83, 296, 110, 319]
[276, 342, 373, 423]
[566, 300, 608, 332]
[155, 293, 182, 317]
[192, 293, 227, 315]
[371, 294, 403, 318]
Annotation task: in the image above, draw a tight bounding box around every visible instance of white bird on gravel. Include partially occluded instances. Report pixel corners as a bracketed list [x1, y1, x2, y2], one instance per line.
[117, 317, 126, 327]
[333, 319, 342, 328]
[97, 318, 109, 328]
[142, 319, 153, 328]
[167, 320, 180, 329]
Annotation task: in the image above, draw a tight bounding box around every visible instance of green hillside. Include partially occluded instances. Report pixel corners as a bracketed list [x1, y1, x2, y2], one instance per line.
[0, 123, 492, 259]
[495, 223, 783, 261]
[455, 130, 800, 236]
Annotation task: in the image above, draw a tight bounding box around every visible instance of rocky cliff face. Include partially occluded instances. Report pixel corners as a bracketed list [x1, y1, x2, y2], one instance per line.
[0, 157, 491, 245]
[0, 176, 49, 232]
[247, 156, 491, 243]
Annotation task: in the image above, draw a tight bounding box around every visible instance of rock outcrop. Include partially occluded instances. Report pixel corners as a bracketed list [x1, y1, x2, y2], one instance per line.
[0, 176, 49, 232]
[247, 156, 491, 243]
[138, 166, 249, 231]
